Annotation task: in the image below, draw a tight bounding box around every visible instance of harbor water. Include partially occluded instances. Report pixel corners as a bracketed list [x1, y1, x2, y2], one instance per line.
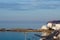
[0, 21, 46, 40]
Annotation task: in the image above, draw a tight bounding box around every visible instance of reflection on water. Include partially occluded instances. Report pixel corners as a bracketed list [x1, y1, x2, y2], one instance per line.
[0, 32, 40, 40]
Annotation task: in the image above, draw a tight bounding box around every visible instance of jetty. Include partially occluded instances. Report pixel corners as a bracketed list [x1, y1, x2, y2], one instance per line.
[0, 28, 53, 33]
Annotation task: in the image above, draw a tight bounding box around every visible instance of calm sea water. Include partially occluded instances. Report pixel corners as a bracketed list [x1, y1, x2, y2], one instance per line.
[0, 21, 46, 40]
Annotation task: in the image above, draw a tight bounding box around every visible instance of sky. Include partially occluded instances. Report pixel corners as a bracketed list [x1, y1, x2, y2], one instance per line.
[0, 0, 60, 21]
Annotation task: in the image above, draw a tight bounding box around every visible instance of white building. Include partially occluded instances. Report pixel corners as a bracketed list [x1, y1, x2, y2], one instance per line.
[40, 20, 60, 40]
[47, 20, 60, 30]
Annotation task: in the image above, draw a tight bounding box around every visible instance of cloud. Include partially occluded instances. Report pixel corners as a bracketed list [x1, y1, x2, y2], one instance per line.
[0, 0, 60, 11]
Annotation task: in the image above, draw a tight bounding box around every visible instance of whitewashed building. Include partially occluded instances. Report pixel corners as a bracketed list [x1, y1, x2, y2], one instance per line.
[40, 20, 60, 40]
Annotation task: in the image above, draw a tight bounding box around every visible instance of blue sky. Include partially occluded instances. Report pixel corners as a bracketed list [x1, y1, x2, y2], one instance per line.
[0, 0, 60, 21]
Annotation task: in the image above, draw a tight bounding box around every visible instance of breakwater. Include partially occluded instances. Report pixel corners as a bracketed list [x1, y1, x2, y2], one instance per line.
[0, 28, 53, 33]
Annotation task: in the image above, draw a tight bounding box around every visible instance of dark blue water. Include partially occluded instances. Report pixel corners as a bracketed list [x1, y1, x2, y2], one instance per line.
[0, 21, 46, 40]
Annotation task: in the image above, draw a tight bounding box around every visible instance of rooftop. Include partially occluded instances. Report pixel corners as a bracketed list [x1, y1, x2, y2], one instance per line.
[48, 20, 60, 24]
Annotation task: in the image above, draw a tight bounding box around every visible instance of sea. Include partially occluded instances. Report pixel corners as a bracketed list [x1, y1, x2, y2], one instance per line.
[0, 21, 46, 40]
